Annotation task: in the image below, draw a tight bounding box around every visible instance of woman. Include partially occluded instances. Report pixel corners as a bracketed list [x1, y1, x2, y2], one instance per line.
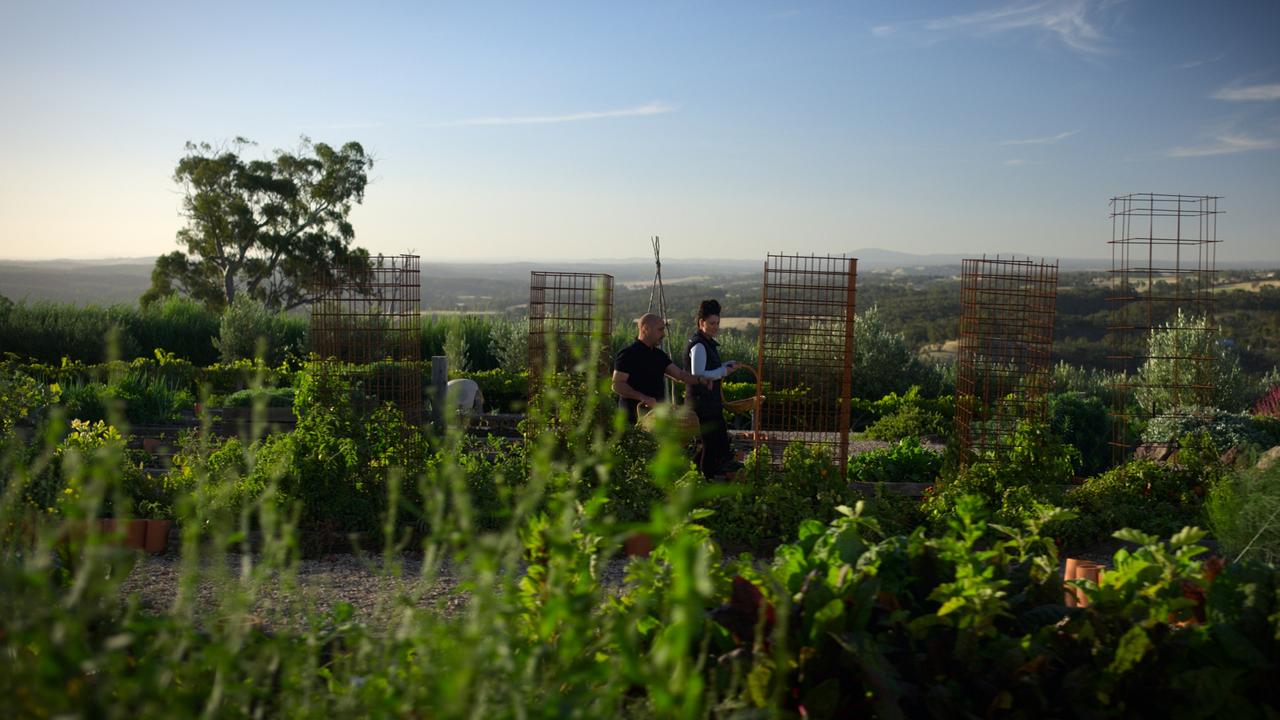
[684, 299, 744, 477]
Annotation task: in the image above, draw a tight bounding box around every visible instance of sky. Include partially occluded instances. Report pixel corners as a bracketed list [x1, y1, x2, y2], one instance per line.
[1, 0, 1278, 263]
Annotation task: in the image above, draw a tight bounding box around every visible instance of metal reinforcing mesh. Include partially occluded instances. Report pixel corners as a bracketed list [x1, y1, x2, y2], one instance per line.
[756, 254, 857, 472]
[954, 256, 1059, 464]
[310, 254, 422, 424]
[528, 272, 614, 387]
[1108, 193, 1220, 459]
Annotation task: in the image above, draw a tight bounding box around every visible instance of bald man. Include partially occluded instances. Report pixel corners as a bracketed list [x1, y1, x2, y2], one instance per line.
[612, 313, 709, 423]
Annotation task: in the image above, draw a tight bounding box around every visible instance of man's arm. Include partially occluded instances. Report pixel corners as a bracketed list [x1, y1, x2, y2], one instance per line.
[665, 363, 712, 388]
[612, 370, 658, 408]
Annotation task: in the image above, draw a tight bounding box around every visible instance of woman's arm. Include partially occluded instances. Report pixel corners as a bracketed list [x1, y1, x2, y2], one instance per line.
[689, 344, 735, 379]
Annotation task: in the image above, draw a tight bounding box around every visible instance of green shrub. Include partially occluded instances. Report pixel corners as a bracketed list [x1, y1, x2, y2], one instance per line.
[110, 370, 194, 424]
[421, 315, 500, 370]
[26, 419, 148, 518]
[460, 368, 528, 413]
[0, 368, 58, 438]
[924, 422, 1077, 529]
[865, 403, 948, 441]
[1048, 390, 1112, 475]
[223, 387, 296, 408]
[847, 436, 942, 484]
[1061, 458, 1214, 550]
[1141, 406, 1271, 448]
[213, 295, 306, 364]
[1206, 460, 1280, 564]
[852, 305, 947, 399]
[702, 442, 850, 548]
[489, 315, 529, 372]
[134, 295, 221, 365]
[733, 503, 1280, 717]
[1136, 310, 1249, 413]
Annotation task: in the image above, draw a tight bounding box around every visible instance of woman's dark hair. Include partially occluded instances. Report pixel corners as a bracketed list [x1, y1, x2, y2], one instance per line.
[697, 299, 722, 321]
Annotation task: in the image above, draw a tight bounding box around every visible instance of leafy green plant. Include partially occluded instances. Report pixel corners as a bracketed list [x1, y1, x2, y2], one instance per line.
[701, 442, 850, 549]
[924, 421, 1077, 529]
[847, 436, 942, 484]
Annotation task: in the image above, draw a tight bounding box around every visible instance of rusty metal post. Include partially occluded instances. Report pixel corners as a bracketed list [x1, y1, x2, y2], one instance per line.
[954, 256, 1059, 465]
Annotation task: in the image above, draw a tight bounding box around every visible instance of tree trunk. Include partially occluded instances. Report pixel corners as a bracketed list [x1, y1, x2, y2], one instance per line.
[223, 264, 237, 307]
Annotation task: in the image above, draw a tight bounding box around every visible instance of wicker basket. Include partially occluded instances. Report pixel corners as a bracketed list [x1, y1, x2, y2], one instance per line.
[722, 364, 764, 414]
[638, 403, 701, 437]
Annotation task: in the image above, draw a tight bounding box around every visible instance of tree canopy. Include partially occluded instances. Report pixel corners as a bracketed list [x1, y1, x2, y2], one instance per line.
[142, 137, 374, 312]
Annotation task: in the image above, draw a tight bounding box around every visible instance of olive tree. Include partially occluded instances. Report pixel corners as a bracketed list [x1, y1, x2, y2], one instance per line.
[142, 137, 374, 312]
[1136, 309, 1248, 413]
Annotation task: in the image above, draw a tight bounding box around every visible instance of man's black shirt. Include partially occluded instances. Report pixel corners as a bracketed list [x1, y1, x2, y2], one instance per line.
[614, 339, 671, 422]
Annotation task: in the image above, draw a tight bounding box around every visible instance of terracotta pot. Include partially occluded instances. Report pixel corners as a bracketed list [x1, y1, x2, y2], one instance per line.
[144, 519, 172, 555]
[1064, 559, 1104, 608]
[124, 519, 148, 550]
[142, 437, 164, 454]
[1063, 557, 1081, 607]
[623, 532, 653, 557]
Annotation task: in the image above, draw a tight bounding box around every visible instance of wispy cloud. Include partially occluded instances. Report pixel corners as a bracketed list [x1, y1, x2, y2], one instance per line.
[304, 122, 386, 130]
[1004, 158, 1027, 165]
[1212, 83, 1280, 102]
[873, 1, 1113, 56]
[1000, 129, 1079, 145]
[1173, 53, 1224, 71]
[1168, 133, 1280, 157]
[438, 101, 676, 127]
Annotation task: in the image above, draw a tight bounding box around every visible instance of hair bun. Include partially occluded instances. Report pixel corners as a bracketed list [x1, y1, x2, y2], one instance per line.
[697, 299, 722, 320]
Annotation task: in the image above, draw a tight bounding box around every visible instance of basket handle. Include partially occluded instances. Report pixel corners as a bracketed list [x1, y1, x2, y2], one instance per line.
[719, 363, 760, 402]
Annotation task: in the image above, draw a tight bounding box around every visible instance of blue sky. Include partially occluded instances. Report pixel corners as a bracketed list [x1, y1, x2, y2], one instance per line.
[1, 0, 1277, 262]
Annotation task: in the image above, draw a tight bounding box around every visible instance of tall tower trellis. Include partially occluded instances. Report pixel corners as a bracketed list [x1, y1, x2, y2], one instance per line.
[756, 254, 857, 474]
[954, 256, 1059, 465]
[646, 237, 675, 404]
[1108, 193, 1221, 460]
[310, 254, 423, 424]
[527, 271, 614, 395]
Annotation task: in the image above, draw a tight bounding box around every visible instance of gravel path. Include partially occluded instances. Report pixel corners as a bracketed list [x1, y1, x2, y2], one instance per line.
[117, 551, 639, 632]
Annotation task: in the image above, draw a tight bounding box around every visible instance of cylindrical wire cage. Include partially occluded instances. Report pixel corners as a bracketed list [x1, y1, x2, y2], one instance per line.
[1107, 193, 1221, 461]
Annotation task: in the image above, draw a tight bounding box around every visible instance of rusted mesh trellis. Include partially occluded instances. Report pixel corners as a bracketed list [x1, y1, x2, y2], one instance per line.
[310, 254, 422, 424]
[1108, 193, 1221, 459]
[954, 256, 1059, 465]
[528, 272, 614, 392]
[756, 254, 857, 473]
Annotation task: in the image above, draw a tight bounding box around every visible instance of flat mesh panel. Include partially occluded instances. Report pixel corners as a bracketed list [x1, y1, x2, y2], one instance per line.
[757, 254, 857, 473]
[528, 271, 614, 391]
[954, 256, 1059, 464]
[310, 254, 422, 424]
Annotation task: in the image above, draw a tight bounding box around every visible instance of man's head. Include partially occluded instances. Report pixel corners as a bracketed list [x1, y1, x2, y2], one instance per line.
[637, 313, 666, 347]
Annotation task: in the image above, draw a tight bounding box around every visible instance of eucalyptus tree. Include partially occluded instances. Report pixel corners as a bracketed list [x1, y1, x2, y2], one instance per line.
[142, 137, 374, 312]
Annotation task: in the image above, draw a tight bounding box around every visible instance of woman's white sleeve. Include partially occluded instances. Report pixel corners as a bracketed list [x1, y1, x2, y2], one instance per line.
[689, 344, 728, 379]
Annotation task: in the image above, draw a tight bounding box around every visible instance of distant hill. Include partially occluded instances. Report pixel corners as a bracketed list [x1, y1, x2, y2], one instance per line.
[2, 251, 1274, 307]
[0, 259, 155, 305]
